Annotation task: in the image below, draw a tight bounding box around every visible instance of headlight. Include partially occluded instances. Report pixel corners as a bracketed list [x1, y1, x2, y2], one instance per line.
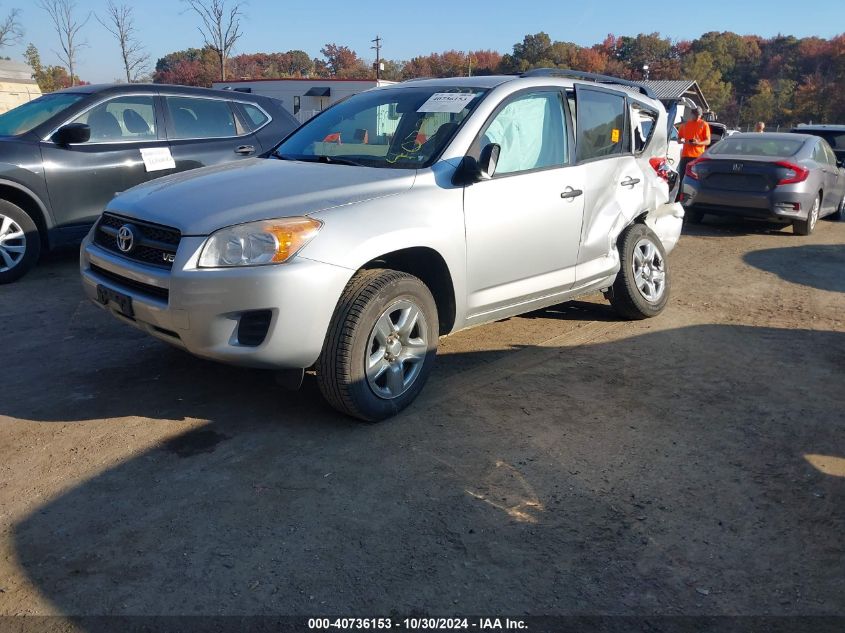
[198, 217, 322, 268]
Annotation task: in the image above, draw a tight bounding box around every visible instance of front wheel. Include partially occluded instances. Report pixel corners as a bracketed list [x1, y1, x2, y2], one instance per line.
[317, 269, 439, 422]
[608, 223, 670, 320]
[0, 200, 41, 284]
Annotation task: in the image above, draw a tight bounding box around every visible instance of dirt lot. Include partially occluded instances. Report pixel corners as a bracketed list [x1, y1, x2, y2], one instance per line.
[1, 217, 843, 623]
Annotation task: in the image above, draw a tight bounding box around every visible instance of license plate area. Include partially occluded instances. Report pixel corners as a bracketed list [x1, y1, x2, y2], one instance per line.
[96, 284, 134, 318]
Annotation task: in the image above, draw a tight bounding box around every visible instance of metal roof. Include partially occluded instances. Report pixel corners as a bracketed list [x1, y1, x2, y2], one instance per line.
[0, 60, 38, 85]
[630, 79, 709, 107]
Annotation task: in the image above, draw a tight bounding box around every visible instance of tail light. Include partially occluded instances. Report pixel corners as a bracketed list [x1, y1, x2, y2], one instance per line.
[685, 157, 709, 180]
[649, 157, 672, 183]
[774, 161, 810, 186]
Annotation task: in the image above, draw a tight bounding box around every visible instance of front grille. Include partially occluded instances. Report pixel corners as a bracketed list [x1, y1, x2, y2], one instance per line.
[94, 212, 181, 269]
[90, 263, 169, 302]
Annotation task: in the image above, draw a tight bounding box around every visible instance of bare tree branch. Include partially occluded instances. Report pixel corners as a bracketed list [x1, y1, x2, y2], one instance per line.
[0, 6, 23, 49]
[182, 0, 244, 82]
[37, 0, 90, 86]
[96, 1, 149, 82]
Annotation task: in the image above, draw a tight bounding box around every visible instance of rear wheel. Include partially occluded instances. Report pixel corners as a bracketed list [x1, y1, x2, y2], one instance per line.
[793, 195, 820, 235]
[830, 194, 845, 221]
[317, 269, 438, 422]
[0, 200, 41, 284]
[608, 223, 670, 320]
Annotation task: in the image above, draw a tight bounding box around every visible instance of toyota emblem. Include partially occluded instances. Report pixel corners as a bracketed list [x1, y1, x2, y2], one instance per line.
[116, 224, 136, 253]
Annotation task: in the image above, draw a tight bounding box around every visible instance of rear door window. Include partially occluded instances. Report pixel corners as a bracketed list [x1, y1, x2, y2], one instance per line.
[165, 96, 237, 140]
[575, 88, 627, 162]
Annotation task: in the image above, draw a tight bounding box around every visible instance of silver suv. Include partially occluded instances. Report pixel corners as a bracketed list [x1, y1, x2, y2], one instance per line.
[80, 70, 684, 421]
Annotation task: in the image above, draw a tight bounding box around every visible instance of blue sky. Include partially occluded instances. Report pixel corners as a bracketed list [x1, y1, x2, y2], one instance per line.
[6, 0, 844, 83]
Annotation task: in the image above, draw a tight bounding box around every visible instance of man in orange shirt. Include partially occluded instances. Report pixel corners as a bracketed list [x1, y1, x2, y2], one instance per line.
[676, 107, 711, 183]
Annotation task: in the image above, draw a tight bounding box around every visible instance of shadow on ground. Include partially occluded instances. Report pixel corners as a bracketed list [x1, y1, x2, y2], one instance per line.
[744, 244, 845, 293]
[6, 321, 845, 622]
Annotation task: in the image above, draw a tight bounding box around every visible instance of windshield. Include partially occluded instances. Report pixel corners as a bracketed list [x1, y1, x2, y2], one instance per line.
[276, 86, 488, 169]
[0, 93, 87, 136]
[709, 137, 804, 157]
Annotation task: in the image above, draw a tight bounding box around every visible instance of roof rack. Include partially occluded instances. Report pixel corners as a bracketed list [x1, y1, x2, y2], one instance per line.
[520, 68, 657, 99]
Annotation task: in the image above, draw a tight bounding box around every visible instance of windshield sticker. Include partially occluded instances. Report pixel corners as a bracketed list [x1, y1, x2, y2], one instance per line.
[140, 146, 176, 172]
[611, 129, 620, 143]
[417, 92, 475, 113]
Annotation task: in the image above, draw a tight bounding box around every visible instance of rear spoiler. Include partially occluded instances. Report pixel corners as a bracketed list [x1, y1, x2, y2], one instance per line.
[520, 68, 658, 100]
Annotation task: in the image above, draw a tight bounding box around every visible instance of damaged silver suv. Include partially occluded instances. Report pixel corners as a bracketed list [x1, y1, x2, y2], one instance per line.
[80, 70, 684, 421]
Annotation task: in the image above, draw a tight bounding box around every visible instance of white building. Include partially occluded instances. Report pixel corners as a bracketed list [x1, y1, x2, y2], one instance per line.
[211, 78, 396, 124]
[0, 60, 41, 114]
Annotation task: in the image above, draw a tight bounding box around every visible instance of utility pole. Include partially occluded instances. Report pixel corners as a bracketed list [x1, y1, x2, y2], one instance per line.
[371, 34, 382, 81]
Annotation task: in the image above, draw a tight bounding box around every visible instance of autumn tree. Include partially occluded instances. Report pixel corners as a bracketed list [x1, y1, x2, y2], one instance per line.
[319, 43, 370, 78]
[153, 47, 218, 86]
[97, 1, 149, 82]
[24, 42, 81, 91]
[37, 0, 91, 86]
[183, 0, 244, 82]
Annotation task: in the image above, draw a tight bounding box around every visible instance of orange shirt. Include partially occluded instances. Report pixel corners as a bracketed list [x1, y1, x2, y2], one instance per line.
[677, 119, 711, 158]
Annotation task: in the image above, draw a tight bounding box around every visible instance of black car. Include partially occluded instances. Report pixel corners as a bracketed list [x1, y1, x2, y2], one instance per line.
[791, 124, 845, 166]
[0, 83, 297, 282]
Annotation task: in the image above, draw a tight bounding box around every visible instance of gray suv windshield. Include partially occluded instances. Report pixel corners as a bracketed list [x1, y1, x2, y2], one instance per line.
[276, 86, 488, 169]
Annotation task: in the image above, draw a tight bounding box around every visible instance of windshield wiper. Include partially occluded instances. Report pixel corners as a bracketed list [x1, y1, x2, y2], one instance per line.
[275, 153, 365, 167]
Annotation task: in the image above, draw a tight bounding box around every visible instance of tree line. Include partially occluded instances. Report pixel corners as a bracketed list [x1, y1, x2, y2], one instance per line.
[10, 0, 845, 128]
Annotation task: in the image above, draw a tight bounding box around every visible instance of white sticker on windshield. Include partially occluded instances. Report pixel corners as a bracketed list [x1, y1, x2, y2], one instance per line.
[140, 146, 176, 172]
[417, 92, 475, 113]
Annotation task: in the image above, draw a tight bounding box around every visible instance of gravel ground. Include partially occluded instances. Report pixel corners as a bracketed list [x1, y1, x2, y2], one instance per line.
[0, 217, 843, 624]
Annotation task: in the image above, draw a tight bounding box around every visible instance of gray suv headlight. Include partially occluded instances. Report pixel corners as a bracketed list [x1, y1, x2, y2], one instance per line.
[198, 217, 322, 268]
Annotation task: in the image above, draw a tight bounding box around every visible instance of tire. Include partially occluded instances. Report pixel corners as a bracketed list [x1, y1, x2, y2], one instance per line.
[316, 269, 439, 422]
[0, 200, 41, 284]
[794, 194, 820, 235]
[830, 194, 845, 221]
[685, 209, 704, 225]
[608, 223, 670, 320]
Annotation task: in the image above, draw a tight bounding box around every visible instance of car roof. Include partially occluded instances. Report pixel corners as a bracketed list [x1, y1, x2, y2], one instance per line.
[395, 73, 661, 107]
[729, 132, 815, 142]
[793, 124, 845, 131]
[52, 83, 266, 100]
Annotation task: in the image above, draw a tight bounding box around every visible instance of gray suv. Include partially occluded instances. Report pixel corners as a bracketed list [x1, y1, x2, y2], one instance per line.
[80, 71, 684, 421]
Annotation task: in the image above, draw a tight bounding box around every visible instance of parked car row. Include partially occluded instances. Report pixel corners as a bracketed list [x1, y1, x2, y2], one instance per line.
[0, 84, 298, 283]
[4, 73, 840, 420]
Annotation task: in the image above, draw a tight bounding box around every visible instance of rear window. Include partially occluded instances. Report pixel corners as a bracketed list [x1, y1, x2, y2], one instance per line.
[811, 131, 845, 150]
[709, 137, 804, 157]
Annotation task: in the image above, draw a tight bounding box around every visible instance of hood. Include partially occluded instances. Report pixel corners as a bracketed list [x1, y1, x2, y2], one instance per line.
[106, 158, 416, 235]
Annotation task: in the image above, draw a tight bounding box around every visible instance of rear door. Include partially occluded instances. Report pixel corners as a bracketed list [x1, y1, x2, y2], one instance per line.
[162, 95, 261, 172]
[574, 85, 643, 285]
[40, 92, 166, 228]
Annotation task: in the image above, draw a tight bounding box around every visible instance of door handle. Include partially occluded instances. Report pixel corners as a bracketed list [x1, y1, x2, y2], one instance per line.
[560, 187, 583, 200]
[235, 145, 255, 155]
[621, 177, 641, 187]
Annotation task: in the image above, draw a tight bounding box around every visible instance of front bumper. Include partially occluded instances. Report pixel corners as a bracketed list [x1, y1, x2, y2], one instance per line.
[80, 232, 353, 369]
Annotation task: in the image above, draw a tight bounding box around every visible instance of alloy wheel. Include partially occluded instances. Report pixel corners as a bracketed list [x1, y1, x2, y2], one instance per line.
[632, 237, 666, 303]
[365, 299, 429, 400]
[0, 213, 26, 273]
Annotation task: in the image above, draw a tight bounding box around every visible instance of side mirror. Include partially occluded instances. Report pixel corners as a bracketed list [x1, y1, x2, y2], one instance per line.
[453, 143, 502, 185]
[478, 143, 500, 180]
[52, 123, 90, 146]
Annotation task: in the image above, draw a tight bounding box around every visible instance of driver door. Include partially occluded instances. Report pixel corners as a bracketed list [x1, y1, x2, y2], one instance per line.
[463, 89, 586, 319]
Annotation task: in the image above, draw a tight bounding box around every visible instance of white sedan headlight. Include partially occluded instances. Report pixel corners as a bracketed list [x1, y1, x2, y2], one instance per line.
[198, 217, 322, 268]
